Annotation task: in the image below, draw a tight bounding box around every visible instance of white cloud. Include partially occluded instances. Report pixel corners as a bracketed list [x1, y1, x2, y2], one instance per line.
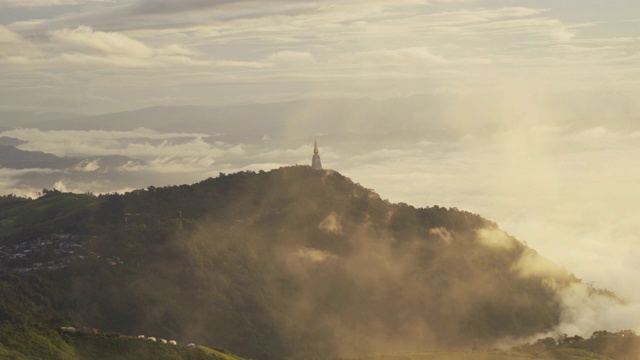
[74, 159, 101, 172]
[266, 50, 317, 67]
[53, 179, 68, 192]
[556, 283, 640, 336]
[120, 155, 217, 174]
[551, 27, 575, 42]
[0, 128, 212, 158]
[346, 47, 447, 65]
[49, 26, 153, 57]
[0, 25, 210, 69]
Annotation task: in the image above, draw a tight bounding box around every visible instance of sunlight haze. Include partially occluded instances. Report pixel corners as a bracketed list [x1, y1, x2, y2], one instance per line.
[2, 0, 640, 340]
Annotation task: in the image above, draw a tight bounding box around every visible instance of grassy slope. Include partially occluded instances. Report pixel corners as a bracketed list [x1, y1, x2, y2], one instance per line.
[0, 191, 100, 243]
[63, 333, 246, 360]
[0, 328, 247, 360]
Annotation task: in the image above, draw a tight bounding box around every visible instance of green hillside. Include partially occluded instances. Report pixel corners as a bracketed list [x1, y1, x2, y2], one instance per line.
[0, 190, 100, 243]
[0, 272, 246, 360]
[0, 329, 246, 360]
[0, 166, 625, 360]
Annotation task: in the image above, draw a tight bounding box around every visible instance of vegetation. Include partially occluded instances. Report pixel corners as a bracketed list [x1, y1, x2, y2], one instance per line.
[337, 331, 640, 359]
[0, 166, 627, 359]
[514, 330, 640, 360]
[61, 333, 245, 360]
[0, 329, 246, 360]
[335, 349, 610, 360]
[0, 189, 101, 244]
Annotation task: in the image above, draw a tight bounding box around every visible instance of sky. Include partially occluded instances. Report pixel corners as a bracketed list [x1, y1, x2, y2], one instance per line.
[2, 0, 640, 337]
[1, 0, 639, 114]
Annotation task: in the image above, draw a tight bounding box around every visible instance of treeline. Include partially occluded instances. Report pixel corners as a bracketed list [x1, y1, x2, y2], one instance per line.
[515, 330, 640, 360]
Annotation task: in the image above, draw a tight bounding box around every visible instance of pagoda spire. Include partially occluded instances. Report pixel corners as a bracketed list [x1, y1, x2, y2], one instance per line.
[311, 140, 322, 170]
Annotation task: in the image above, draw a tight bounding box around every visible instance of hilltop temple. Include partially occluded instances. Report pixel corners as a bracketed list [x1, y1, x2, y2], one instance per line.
[311, 140, 322, 170]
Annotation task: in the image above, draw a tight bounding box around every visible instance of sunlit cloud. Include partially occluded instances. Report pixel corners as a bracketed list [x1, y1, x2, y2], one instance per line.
[0, 25, 211, 69]
[49, 25, 153, 57]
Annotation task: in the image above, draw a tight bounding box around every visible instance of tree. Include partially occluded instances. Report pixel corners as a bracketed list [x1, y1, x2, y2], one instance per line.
[591, 330, 609, 338]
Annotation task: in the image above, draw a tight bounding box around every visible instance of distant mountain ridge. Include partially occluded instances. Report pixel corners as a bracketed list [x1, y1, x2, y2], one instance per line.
[3, 98, 462, 141]
[0, 166, 622, 360]
[0, 144, 143, 170]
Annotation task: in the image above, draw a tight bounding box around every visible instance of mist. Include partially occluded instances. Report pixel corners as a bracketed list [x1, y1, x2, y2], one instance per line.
[2, 0, 640, 357]
[2, 95, 640, 340]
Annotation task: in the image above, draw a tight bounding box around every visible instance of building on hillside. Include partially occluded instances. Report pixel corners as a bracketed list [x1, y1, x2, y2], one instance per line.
[311, 140, 322, 170]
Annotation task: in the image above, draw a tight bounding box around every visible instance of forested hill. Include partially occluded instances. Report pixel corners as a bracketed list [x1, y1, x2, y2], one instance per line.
[0, 166, 619, 360]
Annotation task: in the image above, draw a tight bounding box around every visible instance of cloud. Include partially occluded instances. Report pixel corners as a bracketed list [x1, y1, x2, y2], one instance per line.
[0, 25, 30, 58]
[0, 0, 108, 7]
[0, 1, 635, 115]
[476, 227, 515, 250]
[53, 179, 68, 191]
[551, 27, 575, 42]
[553, 283, 640, 337]
[0, 127, 213, 158]
[74, 159, 101, 172]
[45, 26, 211, 67]
[347, 47, 447, 65]
[295, 247, 336, 263]
[0, 169, 22, 194]
[319, 212, 343, 234]
[0, 127, 264, 194]
[0, 25, 21, 43]
[429, 227, 453, 244]
[513, 248, 568, 279]
[120, 155, 217, 174]
[0, 25, 210, 69]
[335, 123, 640, 304]
[213, 60, 269, 68]
[127, 0, 246, 16]
[0, 167, 60, 197]
[266, 50, 317, 67]
[419, 7, 547, 27]
[49, 25, 153, 57]
[470, 16, 579, 41]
